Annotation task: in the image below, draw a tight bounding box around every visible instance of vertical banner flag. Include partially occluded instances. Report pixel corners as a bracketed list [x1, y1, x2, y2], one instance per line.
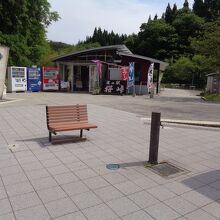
[128, 62, 135, 87]
[92, 60, 102, 79]
[147, 63, 154, 92]
[121, 66, 129, 80]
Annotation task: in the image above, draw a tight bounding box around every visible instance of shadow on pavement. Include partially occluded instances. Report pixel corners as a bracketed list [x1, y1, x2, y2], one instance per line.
[182, 170, 220, 203]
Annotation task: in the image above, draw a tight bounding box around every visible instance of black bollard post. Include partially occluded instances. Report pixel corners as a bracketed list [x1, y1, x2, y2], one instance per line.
[148, 112, 161, 164]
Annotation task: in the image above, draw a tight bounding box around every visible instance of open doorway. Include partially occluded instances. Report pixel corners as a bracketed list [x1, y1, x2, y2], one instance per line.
[73, 66, 89, 92]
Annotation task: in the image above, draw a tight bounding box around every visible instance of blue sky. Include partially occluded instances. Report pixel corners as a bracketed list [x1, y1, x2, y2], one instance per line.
[47, 0, 194, 44]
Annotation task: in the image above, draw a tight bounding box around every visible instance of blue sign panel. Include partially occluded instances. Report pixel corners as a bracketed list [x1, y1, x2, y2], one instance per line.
[27, 67, 41, 91]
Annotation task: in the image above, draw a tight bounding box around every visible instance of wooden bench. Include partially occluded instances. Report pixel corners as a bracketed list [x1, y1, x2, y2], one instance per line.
[46, 104, 97, 144]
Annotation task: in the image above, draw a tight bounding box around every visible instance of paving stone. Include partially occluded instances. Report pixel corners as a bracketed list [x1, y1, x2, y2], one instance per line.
[31, 176, 58, 191]
[164, 196, 198, 215]
[74, 168, 98, 180]
[145, 202, 180, 220]
[10, 192, 42, 211]
[122, 210, 154, 220]
[164, 181, 191, 195]
[114, 180, 142, 195]
[147, 185, 176, 201]
[71, 191, 102, 209]
[21, 162, 44, 172]
[0, 198, 12, 215]
[0, 165, 23, 176]
[41, 158, 62, 168]
[185, 209, 217, 220]
[107, 196, 140, 217]
[45, 197, 78, 218]
[2, 172, 28, 186]
[128, 190, 159, 208]
[25, 169, 50, 180]
[54, 211, 87, 220]
[202, 201, 220, 219]
[102, 172, 128, 184]
[61, 181, 89, 196]
[83, 176, 109, 190]
[94, 185, 123, 202]
[0, 213, 15, 220]
[181, 190, 214, 207]
[0, 187, 7, 200]
[82, 203, 117, 220]
[37, 186, 67, 203]
[15, 205, 51, 220]
[5, 181, 34, 197]
[47, 164, 69, 175]
[53, 172, 79, 185]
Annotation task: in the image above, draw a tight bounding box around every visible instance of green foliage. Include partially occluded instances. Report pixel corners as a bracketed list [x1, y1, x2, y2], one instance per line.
[204, 94, 220, 101]
[191, 19, 220, 64]
[163, 55, 216, 88]
[0, 0, 59, 66]
[137, 19, 179, 60]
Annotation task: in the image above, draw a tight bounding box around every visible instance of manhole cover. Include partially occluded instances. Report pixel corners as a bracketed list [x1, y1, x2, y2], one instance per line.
[150, 162, 187, 178]
[106, 164, 120, 170]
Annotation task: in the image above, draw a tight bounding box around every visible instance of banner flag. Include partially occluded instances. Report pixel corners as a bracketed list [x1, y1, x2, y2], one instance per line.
[147, 63, 154, 92]
[128, 62, 135, 87]
[92, 60, 102, 79]
[121, 66, 129, 80]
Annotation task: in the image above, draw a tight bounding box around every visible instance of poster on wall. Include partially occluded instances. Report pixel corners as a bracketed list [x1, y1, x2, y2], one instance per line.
[102, 80, 127, 95]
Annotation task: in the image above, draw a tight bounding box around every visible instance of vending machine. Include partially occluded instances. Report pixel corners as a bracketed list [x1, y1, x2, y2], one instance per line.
[27, 66, 41, 92]
[7, 66, 27, 92]
[42, 67, 59, 91]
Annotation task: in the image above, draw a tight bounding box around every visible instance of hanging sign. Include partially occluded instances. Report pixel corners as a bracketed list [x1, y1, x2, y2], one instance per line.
[121, 66, 129, 80]
[128, 62, 135, 87]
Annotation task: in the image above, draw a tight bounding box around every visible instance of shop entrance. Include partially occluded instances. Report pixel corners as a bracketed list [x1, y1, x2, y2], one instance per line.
[73, 66, 89, 92]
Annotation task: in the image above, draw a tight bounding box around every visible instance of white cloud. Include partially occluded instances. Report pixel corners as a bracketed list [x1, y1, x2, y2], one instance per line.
[47, 0, 194, 44]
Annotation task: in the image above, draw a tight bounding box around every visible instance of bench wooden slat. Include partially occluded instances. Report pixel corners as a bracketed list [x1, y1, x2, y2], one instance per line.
[46, 104, 97, 143]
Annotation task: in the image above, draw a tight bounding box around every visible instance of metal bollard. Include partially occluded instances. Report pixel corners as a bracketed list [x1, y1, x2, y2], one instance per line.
[148, 112, 161, 164]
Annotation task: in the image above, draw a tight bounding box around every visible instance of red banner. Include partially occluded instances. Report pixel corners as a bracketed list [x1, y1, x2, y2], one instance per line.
[121, 66, 129, 80]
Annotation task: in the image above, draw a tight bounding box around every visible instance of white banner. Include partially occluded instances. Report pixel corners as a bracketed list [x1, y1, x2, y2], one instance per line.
[147, 63, 154, 92]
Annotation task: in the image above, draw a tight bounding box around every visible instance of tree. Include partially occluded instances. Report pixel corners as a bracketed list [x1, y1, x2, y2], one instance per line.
[193, 0, 205, 17]
[183, 0, 189, 9]
[0, 0, 59, 66]
[165, 3, 173, 23]
[137, 19, 179, 60]
[164, 55, 216, 87]
[172, 10, 204, 56]
[203, 0, 220, 21]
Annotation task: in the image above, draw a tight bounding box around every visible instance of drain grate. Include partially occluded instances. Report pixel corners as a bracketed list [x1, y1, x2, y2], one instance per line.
[106, 164, 120, 170]
[149, 162, 187, 178]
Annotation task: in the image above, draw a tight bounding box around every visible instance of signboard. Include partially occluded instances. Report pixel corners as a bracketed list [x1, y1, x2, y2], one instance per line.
[103, 80, 126, 95]
[128, 62, 135, 87]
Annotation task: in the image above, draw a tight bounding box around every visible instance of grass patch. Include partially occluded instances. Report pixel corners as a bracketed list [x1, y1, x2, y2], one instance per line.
[204, 94, 220, 101]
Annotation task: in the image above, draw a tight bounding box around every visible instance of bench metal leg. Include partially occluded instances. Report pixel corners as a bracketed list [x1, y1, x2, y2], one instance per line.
[80, 129, 83, 138]
[49, 132, 52, 142]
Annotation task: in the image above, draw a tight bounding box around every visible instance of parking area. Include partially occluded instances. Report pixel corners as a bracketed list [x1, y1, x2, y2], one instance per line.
[0, 91, 220, 219]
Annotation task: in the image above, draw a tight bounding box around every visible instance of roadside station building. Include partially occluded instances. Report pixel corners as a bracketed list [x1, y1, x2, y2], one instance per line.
[52, 45, 168, 95]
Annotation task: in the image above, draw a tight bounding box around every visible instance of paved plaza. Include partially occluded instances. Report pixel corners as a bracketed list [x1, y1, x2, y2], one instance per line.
[0, 92, 220, 219]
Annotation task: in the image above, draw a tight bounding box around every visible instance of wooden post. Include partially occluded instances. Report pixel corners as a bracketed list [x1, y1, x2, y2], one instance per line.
[148, 112, 161, 164]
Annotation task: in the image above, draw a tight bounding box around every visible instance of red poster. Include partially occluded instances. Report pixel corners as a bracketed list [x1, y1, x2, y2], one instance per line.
[121, 66, 129, 80]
